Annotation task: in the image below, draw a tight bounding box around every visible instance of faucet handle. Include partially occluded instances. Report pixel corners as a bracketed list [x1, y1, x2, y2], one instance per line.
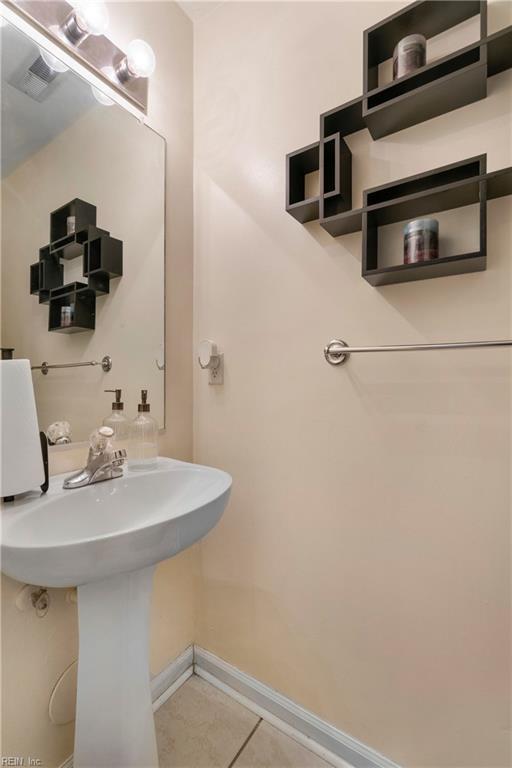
[88, 426, 115, 460]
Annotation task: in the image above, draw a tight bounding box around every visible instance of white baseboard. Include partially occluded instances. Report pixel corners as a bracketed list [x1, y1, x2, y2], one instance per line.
[151, 644, 194, 708]
[59, 643, 400, 768]
[194, 646, 401, 768]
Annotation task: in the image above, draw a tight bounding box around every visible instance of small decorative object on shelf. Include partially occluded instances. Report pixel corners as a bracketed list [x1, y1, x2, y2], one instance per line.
[403, 218, 439, 264]
[60, 305, 73, 328]
[393, 34, 426, 80]
[29, 198, 123, 332]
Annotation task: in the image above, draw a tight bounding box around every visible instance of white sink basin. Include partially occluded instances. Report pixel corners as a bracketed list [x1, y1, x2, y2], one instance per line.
[1, 456, 231, 587]
[1, 456, 231, 768]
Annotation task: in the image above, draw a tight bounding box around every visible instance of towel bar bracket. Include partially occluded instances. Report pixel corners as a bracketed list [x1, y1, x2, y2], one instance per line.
[324, 340, 350, 365]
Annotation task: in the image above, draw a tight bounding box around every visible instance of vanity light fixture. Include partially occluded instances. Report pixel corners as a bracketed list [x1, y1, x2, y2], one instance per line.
[61, 0, 109, 46]
[115, 39, 156, 83]
[6, 0, 152, 113]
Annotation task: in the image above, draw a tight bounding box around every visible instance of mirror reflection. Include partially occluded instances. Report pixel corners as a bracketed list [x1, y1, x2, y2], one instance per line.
[1, 21, 165, 444]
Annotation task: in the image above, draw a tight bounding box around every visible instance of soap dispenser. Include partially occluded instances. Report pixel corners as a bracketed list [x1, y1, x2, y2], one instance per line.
[103, 389, 130, 452]
[130, 389, 158, 470]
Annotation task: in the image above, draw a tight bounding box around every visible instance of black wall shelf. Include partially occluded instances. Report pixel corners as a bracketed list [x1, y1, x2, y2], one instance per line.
[30, 198, 123, 332]
[286, 0, 512, 273]
[51, 225, 109, 260]
[286, 142, 320, 223]
[318, 24, 512, 144]
[362, 0, 488, 139]
[50, 198, 96, 243]
[48, 283, 96, 334]
[286, 136, 353, 222]
[30, 246, 63, 304]
[320, 134, 352, 220]
[84, 234, 123, 295]
[319, 155, 512, 286]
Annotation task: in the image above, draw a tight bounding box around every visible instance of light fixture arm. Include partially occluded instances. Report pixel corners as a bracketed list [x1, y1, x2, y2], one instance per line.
[61, 10, 89, 45]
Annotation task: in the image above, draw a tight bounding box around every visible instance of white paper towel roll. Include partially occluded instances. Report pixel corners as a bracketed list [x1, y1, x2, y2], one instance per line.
[1, 359, 44, 497]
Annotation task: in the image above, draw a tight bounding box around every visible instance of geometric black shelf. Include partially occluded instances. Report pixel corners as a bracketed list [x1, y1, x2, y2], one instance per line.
[51, 225, 109, 260]
[286, 142, 320, 223]
[363, 155, 487, 286]
[48, 282, 96, 333]
[321, 133, 352, 220]
[30, 246, 63, 304]
[30, 198, 123, 332]
[319, 21, 512, 143]
[286, 135, 352, 223]
[50, 198, 97, 243]
[322, 154, 512, 286]
[83, 234, 123, 295]
[286, 0, 512, 274]
[362, 0, 488, 139]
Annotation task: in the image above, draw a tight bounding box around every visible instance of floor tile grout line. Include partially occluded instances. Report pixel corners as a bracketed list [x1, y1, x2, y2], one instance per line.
[227, 717, 263, 768]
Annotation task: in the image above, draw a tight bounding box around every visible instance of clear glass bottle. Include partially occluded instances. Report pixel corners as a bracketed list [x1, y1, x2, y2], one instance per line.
[103, 389, 131, 455]
[129, 389, 158, 470]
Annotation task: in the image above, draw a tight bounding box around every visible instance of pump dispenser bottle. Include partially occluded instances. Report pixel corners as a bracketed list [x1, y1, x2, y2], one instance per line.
[130, 389, 158, 470]
[103, 389, 130, 453]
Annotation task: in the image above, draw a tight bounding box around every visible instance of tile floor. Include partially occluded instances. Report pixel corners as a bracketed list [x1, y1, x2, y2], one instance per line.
[155, 675, 334, 768]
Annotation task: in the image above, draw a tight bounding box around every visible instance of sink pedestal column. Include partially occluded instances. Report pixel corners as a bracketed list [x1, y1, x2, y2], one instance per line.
[74, 565, 158, 768]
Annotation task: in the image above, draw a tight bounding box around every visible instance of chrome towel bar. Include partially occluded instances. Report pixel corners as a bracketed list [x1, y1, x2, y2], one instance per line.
[31, 355, 112, 376]
[324, 339, 512, 365]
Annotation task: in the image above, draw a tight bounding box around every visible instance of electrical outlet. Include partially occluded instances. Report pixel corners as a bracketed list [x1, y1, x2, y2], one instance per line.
[209, 354, 223, 385]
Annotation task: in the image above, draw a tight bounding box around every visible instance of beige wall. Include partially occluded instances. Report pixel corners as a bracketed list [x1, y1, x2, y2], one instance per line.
[1, 2, 196, 765]
[193, 3, 512, 767]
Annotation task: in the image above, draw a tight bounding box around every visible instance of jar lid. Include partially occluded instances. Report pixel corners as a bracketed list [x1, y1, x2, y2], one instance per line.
[395, 33, 426, 50]
[403, 218, 439, 235]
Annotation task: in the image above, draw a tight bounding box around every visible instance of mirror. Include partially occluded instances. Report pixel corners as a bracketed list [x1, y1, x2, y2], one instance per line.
[1, 20, 165, 444]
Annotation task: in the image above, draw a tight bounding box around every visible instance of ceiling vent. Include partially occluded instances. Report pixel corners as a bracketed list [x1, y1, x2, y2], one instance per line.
[16, 56, 57, 101]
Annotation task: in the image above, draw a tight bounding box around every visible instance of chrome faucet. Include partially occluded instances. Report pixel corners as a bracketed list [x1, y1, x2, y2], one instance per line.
[63, 426, 126, 489]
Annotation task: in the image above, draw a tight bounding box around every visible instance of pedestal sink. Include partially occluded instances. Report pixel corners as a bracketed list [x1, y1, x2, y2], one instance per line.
[1, 457, 232, 768]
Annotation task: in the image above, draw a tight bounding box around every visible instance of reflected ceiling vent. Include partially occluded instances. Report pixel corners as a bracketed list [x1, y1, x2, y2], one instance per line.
[16, 56, 57, 101]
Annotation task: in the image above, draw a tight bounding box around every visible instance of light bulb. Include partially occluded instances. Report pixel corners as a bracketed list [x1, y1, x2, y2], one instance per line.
[39, 47, 69, 73]
[74, 1, 109, 36]
[126, 39, 156, 78]
[91, 85, 114, 106]
[61, 1, 108, 44]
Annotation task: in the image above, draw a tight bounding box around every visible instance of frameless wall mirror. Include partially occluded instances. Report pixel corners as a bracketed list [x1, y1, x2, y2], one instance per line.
[1, 18, 165, 444]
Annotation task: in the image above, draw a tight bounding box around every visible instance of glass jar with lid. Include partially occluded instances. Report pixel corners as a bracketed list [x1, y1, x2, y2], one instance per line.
[404, 218, 439, 264]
